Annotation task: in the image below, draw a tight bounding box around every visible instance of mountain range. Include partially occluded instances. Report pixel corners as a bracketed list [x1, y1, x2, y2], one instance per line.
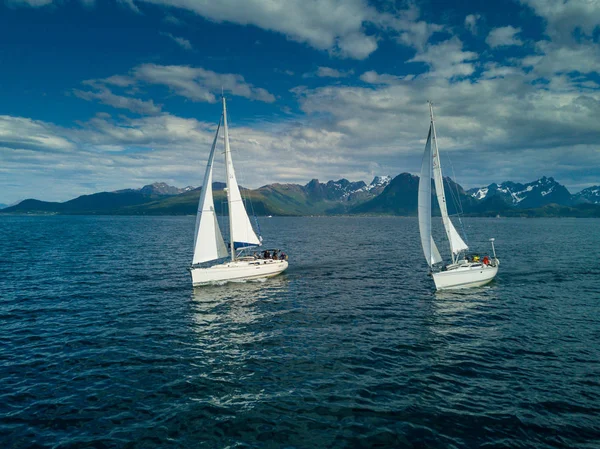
[2, 176, 600, 217]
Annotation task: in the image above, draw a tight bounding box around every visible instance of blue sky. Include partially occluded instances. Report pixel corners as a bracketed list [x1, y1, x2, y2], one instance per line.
[1, 0, 599, 203]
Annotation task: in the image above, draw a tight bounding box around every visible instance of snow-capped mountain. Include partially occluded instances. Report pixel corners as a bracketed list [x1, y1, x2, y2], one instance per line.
[343, 175, 391, 197]
[467, 177, 572, 209]
[368, 175, 392, 190]
[304, 178, 363, 201]
[573, 186, 600, 204]
[303, 176, 391, 202]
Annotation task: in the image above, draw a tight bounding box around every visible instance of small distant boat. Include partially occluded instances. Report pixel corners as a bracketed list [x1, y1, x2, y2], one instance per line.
[190, 97, 288, 286]
[418, 102, 499, 290]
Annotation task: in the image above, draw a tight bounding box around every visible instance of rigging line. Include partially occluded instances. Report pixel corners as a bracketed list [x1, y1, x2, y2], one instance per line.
[443, 153, 462, 215]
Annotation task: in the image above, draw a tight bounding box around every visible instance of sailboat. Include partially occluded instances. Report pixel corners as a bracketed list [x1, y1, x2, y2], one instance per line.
[189, 97, 288, 286]
[418, 102, 499, 290]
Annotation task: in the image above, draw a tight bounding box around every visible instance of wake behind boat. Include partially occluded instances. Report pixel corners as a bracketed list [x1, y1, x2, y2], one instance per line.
[190, 97, 288, 286]
[418, 102, 499, 290]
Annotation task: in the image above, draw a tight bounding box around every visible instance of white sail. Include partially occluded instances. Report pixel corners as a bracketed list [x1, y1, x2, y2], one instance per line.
[448, 220, 468, 254]
[430, 104, 468, 257]
[418, 125, 443, 266]
[222, 97, 261, 255]
[192, 118, 228, 265]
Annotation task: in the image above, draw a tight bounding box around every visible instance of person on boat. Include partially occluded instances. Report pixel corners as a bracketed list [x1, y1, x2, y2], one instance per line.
[473, 255, 480, 262]
[273, 251, 279, 260]
[281, 252, 287, 261]
[483, 256, 489, 265]
[263, 250, 270, 259]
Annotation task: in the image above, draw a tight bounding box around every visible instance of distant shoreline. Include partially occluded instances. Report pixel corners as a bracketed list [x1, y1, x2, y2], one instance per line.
[2, 212, 599, 219]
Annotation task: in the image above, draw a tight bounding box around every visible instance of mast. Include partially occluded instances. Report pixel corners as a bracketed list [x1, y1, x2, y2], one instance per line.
[223, 95, 236, 261]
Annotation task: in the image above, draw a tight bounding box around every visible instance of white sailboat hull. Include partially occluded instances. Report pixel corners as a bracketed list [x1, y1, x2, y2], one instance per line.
[191, 259, 288, 286]
[432, 262, 498, 290]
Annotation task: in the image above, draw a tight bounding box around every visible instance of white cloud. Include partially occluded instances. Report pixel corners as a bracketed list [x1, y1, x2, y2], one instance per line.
[132, 0, 443, 58]
[76, 64, 276, 113]
[73, 86, 162, 115]
[133, 64, 276, 103]
[464, 14, 481, 35]
[409, 37, 478, 79]
[480, 63, 523, 80]
[289, 63, 600, 190]
[137, 0, 381, 59]
[160, 32, 193, 50]
[8, 0, 446, 60]
[520, 0, 600, 43]
[0, 116, 75, 152]
[360, 70, 413, 84]
[522, 40, 600, 76]
[336, 31, 378, 59]
[376, 4, 444, 51]
[513, 0, 600, 83]
[100, 75, 136, 87]
[163, 14, 184, 26]
[486, 26, 523, 48]
[6, 0, 55, 6]
[0, 111, 377, 202]
[305, 67, 354, 78]
[118, 0, 140, 13]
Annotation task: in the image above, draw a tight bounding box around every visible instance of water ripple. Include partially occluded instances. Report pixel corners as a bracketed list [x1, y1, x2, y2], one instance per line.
[1, 216, 599, 448]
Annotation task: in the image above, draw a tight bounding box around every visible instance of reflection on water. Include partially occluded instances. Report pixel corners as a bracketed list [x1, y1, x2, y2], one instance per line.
[428, 286, 502, 341]
[433, 287, 493, 313]
[190, 275, 291, 323]
[186, 275, 294, 414]
[191, 275, 290, 303]
[189, 275, 292, 352]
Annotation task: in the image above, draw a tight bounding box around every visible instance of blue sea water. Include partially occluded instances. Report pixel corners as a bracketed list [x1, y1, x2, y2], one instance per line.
[1, 215, 599, 448]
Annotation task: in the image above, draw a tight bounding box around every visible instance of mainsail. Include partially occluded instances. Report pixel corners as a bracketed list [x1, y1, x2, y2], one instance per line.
[418, 125, 443, 266]
[429, 103, 468, 258]
[222, 97, 261, 255]
[192, 118, 228, 264]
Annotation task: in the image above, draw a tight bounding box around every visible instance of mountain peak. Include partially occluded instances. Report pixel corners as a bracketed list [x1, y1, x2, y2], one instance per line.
[574, 185, 600, 204]
[468, 176, 571, 208]
[370, 175, 391, 187]
[139, 182, 193, 196]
